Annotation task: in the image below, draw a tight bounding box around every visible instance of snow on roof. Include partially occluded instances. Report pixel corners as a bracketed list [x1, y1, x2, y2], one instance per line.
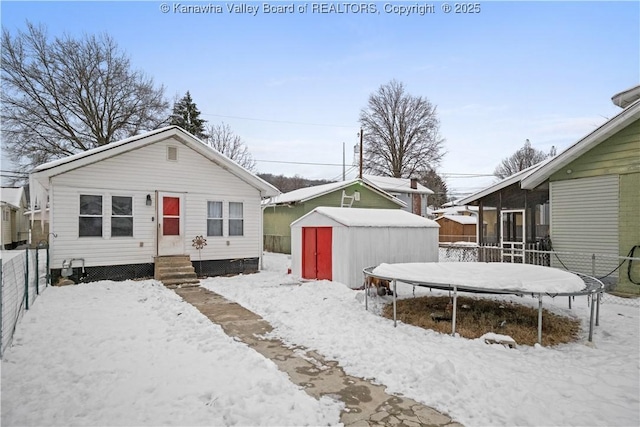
[294, 206, 439, 228]
[0, 187, 25, 209]
[436, 214, 477, 225]
[362, 174, 434, 195]
[373, 262, 585, 293]
[30, 126, 279, 197]
[264, 179, 358, 205]
[263, 179, 405, 207]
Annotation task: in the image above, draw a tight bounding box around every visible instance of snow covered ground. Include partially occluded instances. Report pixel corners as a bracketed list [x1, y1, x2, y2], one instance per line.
[2, 252, 639, 426]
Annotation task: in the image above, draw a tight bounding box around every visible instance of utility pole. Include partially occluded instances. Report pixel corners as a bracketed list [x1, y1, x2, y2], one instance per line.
[359, 128, 363, 179]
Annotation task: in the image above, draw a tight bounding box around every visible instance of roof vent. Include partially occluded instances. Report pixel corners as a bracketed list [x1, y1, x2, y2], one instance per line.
[167, 146, 178, 161]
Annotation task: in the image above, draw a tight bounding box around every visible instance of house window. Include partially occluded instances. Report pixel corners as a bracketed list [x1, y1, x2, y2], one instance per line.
[79, 195, 102, 237]
[229, 202, 243, 236]
[2, 209, 8, 222]
[111, 196, 133, 237]
[207, 201, 223, 236]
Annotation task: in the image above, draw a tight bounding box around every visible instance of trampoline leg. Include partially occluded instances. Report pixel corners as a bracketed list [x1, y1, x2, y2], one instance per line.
[537, 294, 543, 345]
[596, 291, 601, 327]
[588, 294, 596, 342]
[393, 279, 397, 328]
[451, 286, 458, 336]
[365, 274, 369, 311]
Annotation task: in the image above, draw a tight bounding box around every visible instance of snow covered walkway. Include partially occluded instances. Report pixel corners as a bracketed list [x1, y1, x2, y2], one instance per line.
[174, 285, 461, 427]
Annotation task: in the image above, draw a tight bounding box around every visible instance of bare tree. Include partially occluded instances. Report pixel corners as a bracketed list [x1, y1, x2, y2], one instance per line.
[1, 22, 168, 175]
[205, 122, 256, 171]
[493, 139, 555, 179]
[359, 79, 445, 178]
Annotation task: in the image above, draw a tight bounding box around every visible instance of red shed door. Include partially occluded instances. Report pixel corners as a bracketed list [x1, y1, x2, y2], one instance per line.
[302, 227, 332, 280]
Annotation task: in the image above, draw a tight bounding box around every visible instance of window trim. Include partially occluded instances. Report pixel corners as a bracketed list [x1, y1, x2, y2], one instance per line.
[111, 195, 134, 238]
[79, 194, 103, 238]
[206, 200, 223, 237]
[228, 201, 244, 237]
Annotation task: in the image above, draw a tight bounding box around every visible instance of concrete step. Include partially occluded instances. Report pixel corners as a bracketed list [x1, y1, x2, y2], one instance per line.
[154, 255, 199, 287]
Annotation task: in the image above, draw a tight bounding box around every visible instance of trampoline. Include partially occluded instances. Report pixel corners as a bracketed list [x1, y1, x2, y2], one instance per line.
[363, 262, 605, 344]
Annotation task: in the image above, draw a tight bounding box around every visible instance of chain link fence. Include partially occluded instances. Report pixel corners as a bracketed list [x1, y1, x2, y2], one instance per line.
[1, 247, 50, 359]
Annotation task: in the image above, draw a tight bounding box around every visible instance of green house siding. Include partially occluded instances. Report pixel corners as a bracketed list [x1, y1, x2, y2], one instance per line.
[549, 118, 640, 293]
[619, 172, 640, 293]
[263, 183, 402, 254]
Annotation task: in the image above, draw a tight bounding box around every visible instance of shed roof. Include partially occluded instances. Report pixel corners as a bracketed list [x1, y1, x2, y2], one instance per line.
[292, 207, 439, 228]
[263, 178, 406, 207]
[362, 174, 434, 195]
[30, 126, 279, 198]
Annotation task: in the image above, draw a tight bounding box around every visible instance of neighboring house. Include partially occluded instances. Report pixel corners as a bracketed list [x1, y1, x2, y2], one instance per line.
[29, 126, 279, 283]
[459, 85, 640, 293]
[263, 178, 405, 254]
[24, 207, 50, 247]
[435, 214, 478, 243]
[290, 207, 439, 288]
[1, 187, 29, 249]
[362, 174, 434, 217]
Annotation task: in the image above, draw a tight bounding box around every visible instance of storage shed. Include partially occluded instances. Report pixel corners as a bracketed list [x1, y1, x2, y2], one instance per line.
[290, 207, 439, 288]
[435, 214, 478, 243]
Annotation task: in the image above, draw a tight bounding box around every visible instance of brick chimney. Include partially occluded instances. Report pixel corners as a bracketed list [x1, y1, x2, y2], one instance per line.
[410, 178, 421, 216]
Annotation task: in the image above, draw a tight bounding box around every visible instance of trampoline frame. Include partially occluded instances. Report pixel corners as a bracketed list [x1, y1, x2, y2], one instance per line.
[363, 264, 605, 345]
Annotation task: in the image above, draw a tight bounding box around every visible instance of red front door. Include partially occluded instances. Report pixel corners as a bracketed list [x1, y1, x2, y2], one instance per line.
[302, 227, 332, 280]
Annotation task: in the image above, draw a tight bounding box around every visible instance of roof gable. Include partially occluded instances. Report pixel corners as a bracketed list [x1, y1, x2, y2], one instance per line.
[362, 174, 434, 195]
[30, 126, 279, 197]
[292, 206, 439, 228]
[263, 178, 406, 207]
[521, 100, 640, 189]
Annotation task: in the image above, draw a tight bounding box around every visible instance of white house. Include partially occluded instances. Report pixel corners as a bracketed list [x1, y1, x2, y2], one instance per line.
[362, 175, 434, 217]
[290, 207, 440, 288]
[1, 187, 29, 249]
[29, 126, 279, 282]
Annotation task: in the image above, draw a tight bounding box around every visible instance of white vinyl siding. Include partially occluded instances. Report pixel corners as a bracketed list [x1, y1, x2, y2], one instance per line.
[48, 138, 262, 268]
[550, 175, 619, 277]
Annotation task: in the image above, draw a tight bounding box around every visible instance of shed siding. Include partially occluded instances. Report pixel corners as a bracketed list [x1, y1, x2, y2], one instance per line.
[333, 226, 438, 288]
[550, 175, 619, 277]
[291, 209, 439, 288]
[49, 138, 261, 268]
[550, 119, 640, 182]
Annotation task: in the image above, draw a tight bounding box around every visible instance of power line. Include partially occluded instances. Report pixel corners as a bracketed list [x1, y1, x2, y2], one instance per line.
[256, 159, 345, 167]
[201, 112, 354, 128]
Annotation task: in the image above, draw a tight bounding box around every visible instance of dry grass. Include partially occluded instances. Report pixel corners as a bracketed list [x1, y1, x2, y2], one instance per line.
[381, 295, 581, 347]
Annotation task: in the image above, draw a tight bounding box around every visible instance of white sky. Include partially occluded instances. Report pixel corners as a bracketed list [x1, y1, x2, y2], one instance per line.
[2, 251, 639, 426]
